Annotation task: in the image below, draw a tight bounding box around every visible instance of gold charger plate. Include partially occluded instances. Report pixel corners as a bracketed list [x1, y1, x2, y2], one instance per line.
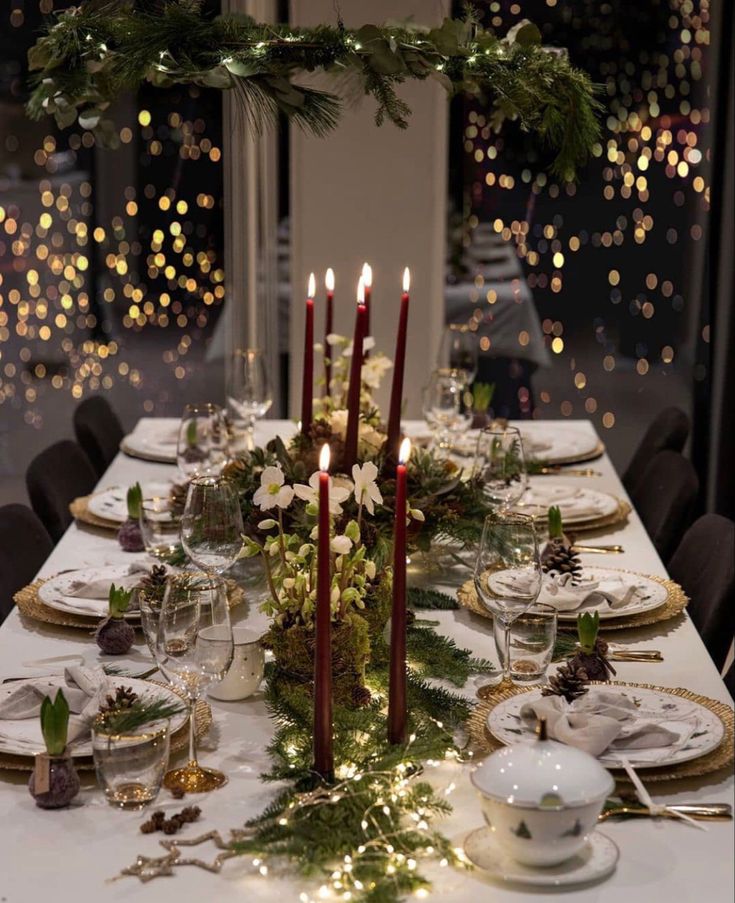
[457, 571, 688, 632]
[0, 684, 211, 773]
[544, 439, 606, 466]
[14, 577, 246, 631]
[69, 495, 119, 531]
[467, 681, 734, 783]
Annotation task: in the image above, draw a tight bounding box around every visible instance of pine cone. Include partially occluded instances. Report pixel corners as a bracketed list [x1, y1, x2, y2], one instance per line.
[99, 685, 139, 716]
[541, 538, 583, 584]
[168, 481, 189, 518]
[543, 660, 589, 703]
[138, 565, 168, 603]
[351, 685, 372, 707]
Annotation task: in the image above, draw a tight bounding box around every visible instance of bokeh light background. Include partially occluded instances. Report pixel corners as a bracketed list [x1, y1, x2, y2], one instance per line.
[0, 0, 712, 500]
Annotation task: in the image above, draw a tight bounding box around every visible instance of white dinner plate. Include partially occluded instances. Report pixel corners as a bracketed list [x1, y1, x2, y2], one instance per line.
[0, 677, 186, 758]
[487, 685, 725, 770]
[86, 481, 173, 524]
[120, 418, 180, 463]
[519, 424, 602, 464]
[38, 565, 146, 620]
[514, 483, 619, 525]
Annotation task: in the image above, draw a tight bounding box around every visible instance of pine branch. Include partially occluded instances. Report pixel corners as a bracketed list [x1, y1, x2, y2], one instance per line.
[407, 587, 458, 610]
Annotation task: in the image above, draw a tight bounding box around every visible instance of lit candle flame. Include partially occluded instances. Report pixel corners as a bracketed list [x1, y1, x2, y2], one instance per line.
[357, 276, 365, 305]
[402, 267, 410, 293]
[325, 268, 335, 292]
[361, 262, 373, 287]
[399, 437, 412, 465]
[308, 272, 316, 298]
[319, 443, 330, 472]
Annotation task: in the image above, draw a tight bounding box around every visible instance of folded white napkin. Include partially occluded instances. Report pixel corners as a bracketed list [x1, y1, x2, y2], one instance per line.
[539, 572, 642, 612]
[519, 485, 607, 520]
[520, 435, 554, 456]
[520, 690, 683, 757]
[66, 573, 141, 601]
[0, 666, 109, 752]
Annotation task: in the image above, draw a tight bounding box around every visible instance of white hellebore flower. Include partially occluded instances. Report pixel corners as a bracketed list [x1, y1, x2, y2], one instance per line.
[294, 471, 351, 515]
[343, 336, 376, 358]
[253, 465, 294, 510]
[351, 462, 383, 515]
[330, 534, 353, 555]
[361, 354, 392, 390]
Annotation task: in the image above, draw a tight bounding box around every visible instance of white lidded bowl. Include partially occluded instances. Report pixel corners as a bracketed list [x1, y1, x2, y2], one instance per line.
[470, 728, 614, 867]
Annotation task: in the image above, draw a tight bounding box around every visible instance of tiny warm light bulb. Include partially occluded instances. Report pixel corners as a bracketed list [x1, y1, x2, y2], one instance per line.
[402, 267, 410, 293]
[319, 443, 331, 472]
[399, 437, 412, 465]
[362, 262, 373, 287]
[325, 268, 335, 292]
[357, 276, 365, 305]
[308, 272, 316, 298]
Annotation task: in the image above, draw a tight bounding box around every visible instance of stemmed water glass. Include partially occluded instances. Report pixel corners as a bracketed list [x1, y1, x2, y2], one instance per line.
[154, 574, 234, 792]
[422, 368, 465, 456]
[227, 349, 273, 452]
[437, 323, 479, 385]
[473, 513, 542, 692]
[474, 425, 528, 511]
[176, 403, 229, 480]
[180, 476, 244, 575]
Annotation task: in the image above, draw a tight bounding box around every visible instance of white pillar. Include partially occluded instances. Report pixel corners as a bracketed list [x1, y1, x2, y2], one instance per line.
[290, 0, 449, 419]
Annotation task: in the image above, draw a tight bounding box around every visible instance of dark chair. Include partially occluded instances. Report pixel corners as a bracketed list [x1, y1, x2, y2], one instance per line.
[725, 661, 735, 700]
[630, 450, 699, 564]
[623, 406, 690, 496]
[0, 504, 53, 623]
[669, 514, 735, 673]
[73, 395, 124, 478]
[26, 440, 97, 544]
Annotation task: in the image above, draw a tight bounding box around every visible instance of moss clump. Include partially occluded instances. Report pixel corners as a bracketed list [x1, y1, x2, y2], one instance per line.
[361, 570, 393, 642]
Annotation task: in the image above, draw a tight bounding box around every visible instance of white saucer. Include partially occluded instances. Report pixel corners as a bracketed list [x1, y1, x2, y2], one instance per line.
[463, 826, 619, 888]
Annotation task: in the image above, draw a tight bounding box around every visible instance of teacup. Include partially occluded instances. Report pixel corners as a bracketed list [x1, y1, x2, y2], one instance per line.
[208, 627, 265, 701]
[471, 735, 614, 867]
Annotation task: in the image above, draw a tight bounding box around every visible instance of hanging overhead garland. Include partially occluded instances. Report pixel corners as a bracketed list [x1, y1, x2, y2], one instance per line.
[26, 1, 600, 179]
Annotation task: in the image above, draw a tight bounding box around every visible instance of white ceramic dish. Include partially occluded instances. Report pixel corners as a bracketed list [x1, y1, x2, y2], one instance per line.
[38, 565, 146, 620]
[519, 425, 601, 464]
[120, 418, 180, 463]
[514, 483, 619, 524]
[463, 826, 619, 887]
[87, 481, 173, 524]
[487, 685, 725, 770]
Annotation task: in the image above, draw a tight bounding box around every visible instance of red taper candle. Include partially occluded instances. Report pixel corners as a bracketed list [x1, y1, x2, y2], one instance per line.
[314, 443, 334, 780]
[361, 262, 372, 359]
[344, 278, 367, 471]
[386, 267, 411, 463]
[388, 437, 411, 745]
[301, 273, 316, 436]
[324, 268, 334, 396]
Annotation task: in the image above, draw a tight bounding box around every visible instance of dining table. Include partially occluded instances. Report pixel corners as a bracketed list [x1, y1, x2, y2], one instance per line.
[0, 418, 732, 903]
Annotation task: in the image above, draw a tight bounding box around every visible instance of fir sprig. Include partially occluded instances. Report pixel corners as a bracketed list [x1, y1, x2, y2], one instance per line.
[407, 587, 458, 610]
[94, 697, 186, 735]
[26, 2, 600, 178]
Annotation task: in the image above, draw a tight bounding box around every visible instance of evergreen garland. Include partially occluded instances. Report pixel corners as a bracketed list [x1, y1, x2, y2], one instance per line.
[27, 1, 601, 179]
[407, 587, 458, 611]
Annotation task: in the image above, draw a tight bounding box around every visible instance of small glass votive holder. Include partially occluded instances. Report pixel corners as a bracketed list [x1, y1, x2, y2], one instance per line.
[136, 588, 162, 660]
[494, 604, 557, 686]
[140, 498, 180, 560]
[92, 723, 170, 810]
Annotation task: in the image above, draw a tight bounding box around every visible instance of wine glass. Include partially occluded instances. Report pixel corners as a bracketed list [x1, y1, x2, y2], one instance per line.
[473, 513, 542, 692]
[155, 574, 234, 792]
[227, 349, 273, 452]
[437, 324, 479, 385]
[422, 368, 464, 456]
[180, 476, 244, 575]
[474, 425, 528, 511]
[176, 403, 229, 480]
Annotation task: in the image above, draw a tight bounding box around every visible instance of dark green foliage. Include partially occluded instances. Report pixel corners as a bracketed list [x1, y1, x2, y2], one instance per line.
[94, 697, 186, 735]
[27, 3, 600, 178]
[40, 689, 70, 756]
[407, 587, 458, 610]
[406, 625, 494, 687]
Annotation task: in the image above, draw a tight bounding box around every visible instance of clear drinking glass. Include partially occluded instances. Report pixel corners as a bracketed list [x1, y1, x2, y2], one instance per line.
[140, 497, 180, 560]
[437, 323, 479, 385]
[176, 403, 229, 480]
[92, 723, 170, 809]
[137, 587, 163, 659]
[154, 574, 234, 792]
[493, 604, 557, 686]
[474, 513, 542, 690]
[227, 349, 273, 452]
[180, 476, 244, 575]
[422, 368, 465, 455]
[474, 425, 528, 510]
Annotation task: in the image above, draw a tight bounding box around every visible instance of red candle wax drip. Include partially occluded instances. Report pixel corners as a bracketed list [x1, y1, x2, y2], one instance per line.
[388, 441, 409, 745]
[344, 300, 367, 471]
[313, 447, 334, 780]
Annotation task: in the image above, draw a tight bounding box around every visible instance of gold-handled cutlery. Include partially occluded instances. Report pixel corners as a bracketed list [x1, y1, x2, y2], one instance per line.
[537, 467, 603, 477]
[600, 803, 732, 822]
[607, 650, 663, 662]
[571, 544, 625, 554]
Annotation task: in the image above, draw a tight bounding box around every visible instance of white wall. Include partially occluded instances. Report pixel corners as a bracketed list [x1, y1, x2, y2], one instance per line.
[289, 0, 449, 418]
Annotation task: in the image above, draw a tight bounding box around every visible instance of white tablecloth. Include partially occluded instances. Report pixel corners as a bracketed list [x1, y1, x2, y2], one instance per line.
[0, 420, 732, 902]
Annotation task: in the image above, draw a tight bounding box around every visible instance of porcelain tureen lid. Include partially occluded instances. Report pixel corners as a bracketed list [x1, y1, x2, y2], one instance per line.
[470, 734, 615, 809]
